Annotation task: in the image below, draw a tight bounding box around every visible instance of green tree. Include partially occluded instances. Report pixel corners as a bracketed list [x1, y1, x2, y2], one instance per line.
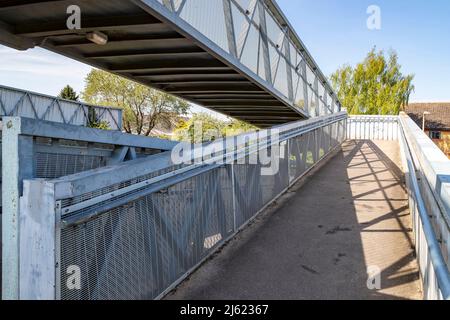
[82, 69, 190, 136]
[225, 119, 257, 136]
[331, 48, 414, 115]
[174, 113, 225, 143]
[173, 113, 256, 143]
[87, 117, 111, 130]
[58, 85, 79, 101]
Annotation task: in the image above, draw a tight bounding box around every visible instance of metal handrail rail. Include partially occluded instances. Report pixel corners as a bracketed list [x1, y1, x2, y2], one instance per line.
[50, 112, 347, 202]
[58, 112, 346, 225]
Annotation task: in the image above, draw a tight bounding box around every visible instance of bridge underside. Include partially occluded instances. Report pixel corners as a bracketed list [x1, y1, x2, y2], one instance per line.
[167, 140, 422, 300]
[0, 0, 307, 128]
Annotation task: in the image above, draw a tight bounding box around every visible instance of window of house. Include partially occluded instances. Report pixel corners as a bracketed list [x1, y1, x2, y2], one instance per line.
[430, 131, 442, 140]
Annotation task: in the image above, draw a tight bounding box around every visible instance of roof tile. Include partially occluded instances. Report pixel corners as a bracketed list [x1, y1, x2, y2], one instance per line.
[405, 103, 450, 131]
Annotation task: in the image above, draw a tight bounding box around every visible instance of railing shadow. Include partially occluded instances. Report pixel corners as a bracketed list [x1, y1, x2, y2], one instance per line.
[167, 139, 421, 300]
[343, 140, 420, 299]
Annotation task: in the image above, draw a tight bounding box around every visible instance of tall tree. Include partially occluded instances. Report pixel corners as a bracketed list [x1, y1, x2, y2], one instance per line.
[331, 48, 415, 115]
[58, 85, 79, 101]
[82, 69, 190, 136]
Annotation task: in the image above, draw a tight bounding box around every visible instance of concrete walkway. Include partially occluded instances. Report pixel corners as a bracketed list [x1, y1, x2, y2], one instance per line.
[166, 140, 422, 300]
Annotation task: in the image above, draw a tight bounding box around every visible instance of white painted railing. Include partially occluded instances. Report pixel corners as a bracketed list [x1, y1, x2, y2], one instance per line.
[398, 112, 450, 300]
[347, 115, 399, 140]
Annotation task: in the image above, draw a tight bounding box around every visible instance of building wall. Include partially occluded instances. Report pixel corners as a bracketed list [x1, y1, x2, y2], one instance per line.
[426, 130, 450, 157]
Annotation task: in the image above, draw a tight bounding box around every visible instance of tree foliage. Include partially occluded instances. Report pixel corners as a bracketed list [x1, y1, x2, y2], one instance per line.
[331, 48, 414, 115]
[226, 119, 258, 137]
[58, 85, 79, 101]
[87, 117, 111, 130]
[173, 113, 256, 143]
[82, 69, 190, 136]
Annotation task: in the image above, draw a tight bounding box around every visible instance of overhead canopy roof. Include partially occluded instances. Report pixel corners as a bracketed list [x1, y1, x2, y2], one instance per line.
[0, 0, 338, 127]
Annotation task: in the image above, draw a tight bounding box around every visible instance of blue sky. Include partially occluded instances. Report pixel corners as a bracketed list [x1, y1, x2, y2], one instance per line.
[0, 0, 449, 103]
[278, 0, 450, 102]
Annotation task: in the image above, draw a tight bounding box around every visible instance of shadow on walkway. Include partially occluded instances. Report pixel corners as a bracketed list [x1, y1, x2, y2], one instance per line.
[166, 140, 422, 300]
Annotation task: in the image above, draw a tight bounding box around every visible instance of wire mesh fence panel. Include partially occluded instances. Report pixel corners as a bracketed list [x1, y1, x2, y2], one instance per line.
[288, 133, 308, 182]
[60, 166, 234, 300]
[234, 143, 289, 226]
[35, 153, 106, 179]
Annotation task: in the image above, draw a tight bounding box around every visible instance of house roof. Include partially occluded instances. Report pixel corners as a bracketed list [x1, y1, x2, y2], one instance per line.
[405, 103, 450, 131]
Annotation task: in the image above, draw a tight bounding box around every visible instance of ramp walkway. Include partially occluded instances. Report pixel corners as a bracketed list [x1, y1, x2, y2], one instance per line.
[166, 140, 422, 300]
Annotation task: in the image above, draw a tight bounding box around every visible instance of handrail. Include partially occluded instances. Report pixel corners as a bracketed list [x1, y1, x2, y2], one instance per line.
[399, 114, 450, 222]
[56, 112, 346, 225]
[16, 110, 347, 300]
[50, 112, 347, 201]
[399, 115, 450, 299]
[2, 116, 177, 151]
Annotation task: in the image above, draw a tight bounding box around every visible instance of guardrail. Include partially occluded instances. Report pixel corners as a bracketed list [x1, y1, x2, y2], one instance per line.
[15, 112, 347, 299]
[8, 112, 449, 300]
[347, 115, 399, 140]
[348, 113, 450, 299]
[398, 113, 450, 300]
[0, 85, 123, 130]
[1, 117, 178, 300]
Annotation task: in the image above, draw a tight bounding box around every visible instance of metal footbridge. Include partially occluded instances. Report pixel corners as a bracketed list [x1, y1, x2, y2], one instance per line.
[0, 0, 340, 127]
[0, 0, 449, 302]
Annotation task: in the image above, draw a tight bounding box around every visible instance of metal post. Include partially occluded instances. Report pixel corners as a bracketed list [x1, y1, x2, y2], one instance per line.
[287, 137, 292, 183]
[19, 180, 56, 300]
[283, 30, 294, 101]
[314, 76, 319, 117]
[301, 60, 309, 116]
[231, 163, 237, 231]
[223, 0, 238, 58]
[422, 111, 430, 132]
[257, 0, 273, 84]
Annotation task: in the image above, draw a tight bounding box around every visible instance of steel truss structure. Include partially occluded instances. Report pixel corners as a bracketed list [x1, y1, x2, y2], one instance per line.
[0, 84, 123, 130]
[0, 0, 341, 127]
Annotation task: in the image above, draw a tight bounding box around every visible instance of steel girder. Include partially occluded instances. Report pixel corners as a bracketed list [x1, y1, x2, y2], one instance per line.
[0, 0, 341, 127]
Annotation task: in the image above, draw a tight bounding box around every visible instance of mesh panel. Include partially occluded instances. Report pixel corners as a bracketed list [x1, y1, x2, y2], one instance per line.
[233, 143, 289, 225]
[288, 133, 309, 181]
[36, 153, 105, 179]
[60, 166, 234, 300]
[60, 164, 186, 209]
[179, 0, 229, 52]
